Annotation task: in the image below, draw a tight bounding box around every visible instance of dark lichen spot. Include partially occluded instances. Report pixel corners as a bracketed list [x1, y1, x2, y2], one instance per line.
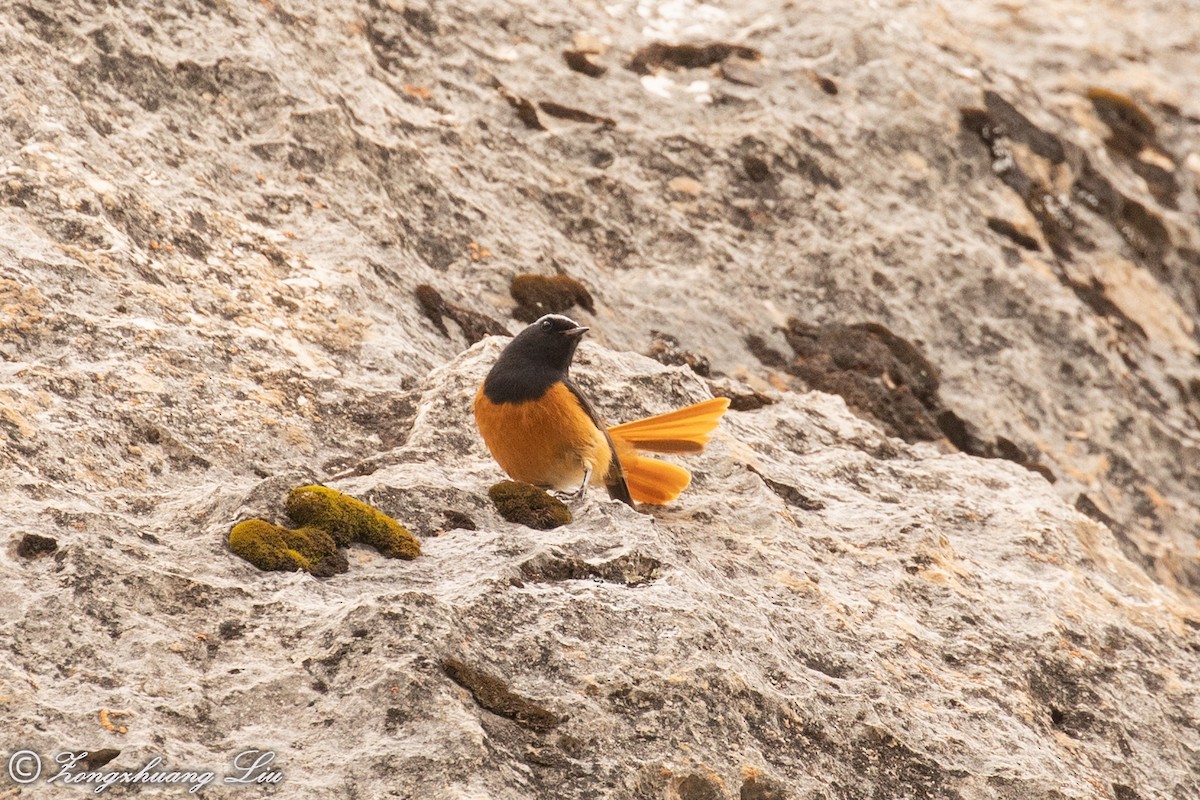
[790, 150, 841, 190]
[742, 155, 771, 183]
[520, 550, 662, 586]
[538, 101, 615, 127]
[781, 320, 943, 442]
[440, 509, 477, 531]
[647, 330, 711, 377]
[1118, 197, 1170, 261]
[749, 468, 826, 511]
[959, 106, 994, 141]
[815, 75, 838, 95]
[964, 93, 1177, 278]
[442, 658, 563, 731]
[563, 49, 607, 78]
[81, 749, 122, 770]
[985, 217, 1040, 251]
[218, 620, 245, 640]
[629, 41, 761, 74]
[766, 320, 1058, 480]
[1074, 494, 1119, 530]
[497, 85, 545, 130]
[1030, 656, 1103, 738]
[983, 90, 1066, 164]
[675, 774, 724, 800]
[488, 481, 571, 530]
[414, 284, 507, 344]
[960, 98, 1074, 258]
[229, 519, 349, 577]
[711, 385, 774, 411]
[590, 150, 615, 168]
[414, 283, 450, 336]
[741, 773, 790, 800]
[1073, 153, 1176, 268]
[936, 409, 986, 454]
[510, 273, 595, 323]
[447, 304, 508, 345]
[17, 532, 58, 558]
[1087, 87, 1156, 156]
[1068, 277, 1147, 339]
[384, 707, 406, 733]
[936, 411, 1056, 482]
[848, 729, 952, 798]
[720, 57, 761, 86]
[744, 334, 789, 369]
[1112, 784, 1143, 800]
[286, 485, 420, 560]
[1129, 157, 1179, 209]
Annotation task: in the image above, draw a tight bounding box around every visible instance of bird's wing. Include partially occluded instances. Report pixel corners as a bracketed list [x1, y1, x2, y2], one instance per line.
[563, 378, 634, 506]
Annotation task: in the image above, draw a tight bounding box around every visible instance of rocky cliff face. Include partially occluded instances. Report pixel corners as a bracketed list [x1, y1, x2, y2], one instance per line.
[3, 0, 1198, 797]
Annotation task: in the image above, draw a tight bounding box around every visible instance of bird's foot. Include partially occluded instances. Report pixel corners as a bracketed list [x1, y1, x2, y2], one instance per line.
[551, 469, 591, 504]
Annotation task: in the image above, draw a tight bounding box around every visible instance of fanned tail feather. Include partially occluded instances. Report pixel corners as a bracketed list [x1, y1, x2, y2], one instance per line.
[608, 397, 730, 454]
[608, 398, 730, 504]
[612, 439, 692, 504]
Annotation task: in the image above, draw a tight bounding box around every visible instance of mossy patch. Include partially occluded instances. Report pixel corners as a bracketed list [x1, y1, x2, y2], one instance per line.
[230, 485, 419, 577]
[442, 658, 562, 731]
[628, 41, 761, 75]
[80, 750, 122, 771]
[740, 772, 790, 800]
[750, 319, 1056, 482]
[674, 773, 724, 800]
[562, 49, 606, 78]
[1087, 87, 1156, 155]
[488, 481, 571, 530]
[414, 284, 506, 344]
[647, 329, 711, 377]
[537, 101, 616, 128]
[229, 519, 349, 577]
[286, 485, 420, 560]
[17, 533, 58, 558]
[510, 273, 594, 323]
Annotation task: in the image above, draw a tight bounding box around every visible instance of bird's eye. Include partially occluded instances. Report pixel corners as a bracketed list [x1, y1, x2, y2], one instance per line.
[541, 319, 553, 331]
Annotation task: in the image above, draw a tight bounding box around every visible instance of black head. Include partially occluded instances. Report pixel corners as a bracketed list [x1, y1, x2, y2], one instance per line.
[482, 314, 590, 403]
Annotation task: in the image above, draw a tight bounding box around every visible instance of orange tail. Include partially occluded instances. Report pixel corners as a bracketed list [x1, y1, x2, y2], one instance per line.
[609, 398, 730, 504]
[608, 397, 730, 453]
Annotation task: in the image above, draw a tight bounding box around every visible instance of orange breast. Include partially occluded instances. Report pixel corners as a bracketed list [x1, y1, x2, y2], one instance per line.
[474, 382, 612, 491]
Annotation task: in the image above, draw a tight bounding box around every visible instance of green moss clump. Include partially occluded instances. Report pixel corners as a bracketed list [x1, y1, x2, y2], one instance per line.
[285, 485, 420, 560]
[229, 519, 349, 577]
[488, 481, 571, 530]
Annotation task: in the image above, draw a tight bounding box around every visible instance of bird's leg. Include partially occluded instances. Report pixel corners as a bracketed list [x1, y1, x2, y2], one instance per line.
[552, 468, 591, 503]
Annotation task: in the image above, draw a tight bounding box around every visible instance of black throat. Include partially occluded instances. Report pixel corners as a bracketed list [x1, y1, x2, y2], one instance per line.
[482, 315, 585, 404]
[482, 355, 565, 403]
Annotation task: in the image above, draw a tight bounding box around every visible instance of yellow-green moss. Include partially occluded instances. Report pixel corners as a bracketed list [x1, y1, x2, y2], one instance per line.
[285, 485, 420, 560]
[229, 519, 348, 577]
[488, 481, 571, 530]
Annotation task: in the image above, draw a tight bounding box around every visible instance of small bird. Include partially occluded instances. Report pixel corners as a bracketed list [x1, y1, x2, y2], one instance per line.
[473, 314, 730, 505]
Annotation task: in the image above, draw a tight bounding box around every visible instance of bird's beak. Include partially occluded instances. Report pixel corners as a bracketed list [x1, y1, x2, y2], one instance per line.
[564, 326, 589, 337]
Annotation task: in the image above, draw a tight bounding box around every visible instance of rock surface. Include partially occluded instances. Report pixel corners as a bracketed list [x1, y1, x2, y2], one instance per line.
[3, 0, 1199, 798]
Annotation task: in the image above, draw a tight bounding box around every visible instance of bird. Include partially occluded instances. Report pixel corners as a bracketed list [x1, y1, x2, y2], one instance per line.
[473, 313, 730, 506]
